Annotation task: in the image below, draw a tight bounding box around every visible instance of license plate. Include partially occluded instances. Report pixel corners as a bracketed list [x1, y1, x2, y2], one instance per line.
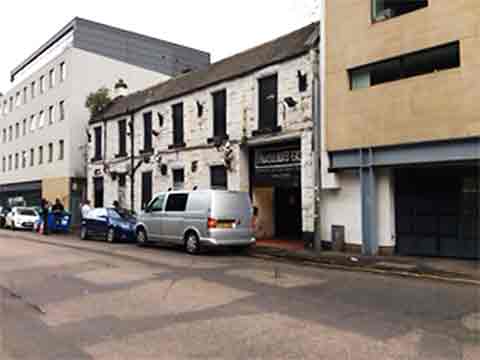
[24, 223, 33, 227]
[217, 222, 233, 229]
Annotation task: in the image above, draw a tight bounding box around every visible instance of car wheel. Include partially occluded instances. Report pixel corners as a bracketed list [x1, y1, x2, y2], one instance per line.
[136, 229, 149, 247]
[80, 226, 89, 240]
[106, 228, 116, 243]
[185, 232, 201, 255]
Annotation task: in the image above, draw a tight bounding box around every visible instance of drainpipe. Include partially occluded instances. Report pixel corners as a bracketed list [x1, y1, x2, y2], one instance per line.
[128, 110, 135, 213]
[312, 35, 322, 253]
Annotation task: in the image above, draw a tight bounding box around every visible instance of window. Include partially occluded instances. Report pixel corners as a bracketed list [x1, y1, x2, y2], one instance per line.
[372, 0, 428, 22]
[48, 105, 54, 125]
[15, 92, 21, 107]
[14, 153, 19, 170]
[60, 62, 66, 82]
[147, 194, 166, 212]
[9, 97, 13, 112]
[59, 100, 65, 120]
[31, 81, 36, 99]
[349, 42, 460, 90]
[22, 119, 27, 136]
[21, 151, 26, 168]
[48, 143, 53, 163]
[172, 103, 184, 147]
[23, 87, 28, 104]
[8, 155, 12, 171]
[40, 76, 45, 94]
[3, 100, 7, 115]
[58, 140, 64, 160]
[143, 112, 153, 152]
[165, 193, 188, 212]
[2, 157, 5, 172]
[15, 123, 19, 138]
[258, 74, 278, 131]
[94, 126, 102, 161]
[8, 126, 12, 141]
[118, 119, 127, 157]
[93, 177, 104, 208]
[210, 165, 228, 189]
[173, 168, 185, 190]
[2, 129, 6, 143]
[30, 148, 34, 167]
[38, 146, 43, 164]
[38, 111, 45, 128]
[30, 115, 36, 132]
[141, 171, 153, 209]
[212, 90, 227, 139]
[49, 69, 55, 88]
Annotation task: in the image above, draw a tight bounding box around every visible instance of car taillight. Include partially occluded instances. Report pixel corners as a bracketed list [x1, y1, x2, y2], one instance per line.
[207, 217, 217, 229]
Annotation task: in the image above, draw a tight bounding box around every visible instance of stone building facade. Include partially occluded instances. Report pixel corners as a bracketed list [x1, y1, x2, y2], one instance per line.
[88, 23, 320, 243]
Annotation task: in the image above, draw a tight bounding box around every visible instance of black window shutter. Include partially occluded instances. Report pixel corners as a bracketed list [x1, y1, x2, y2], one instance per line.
[118, 119, 127, 156]
[213, 90, 227, 138]
[143, 112, 153, 151]
[172, 103, 184, 145]
[94, 177, 104, 208]
[141, 172, 153, 209]
[259, 74, 278, 130]
[94, 126, 102, 160]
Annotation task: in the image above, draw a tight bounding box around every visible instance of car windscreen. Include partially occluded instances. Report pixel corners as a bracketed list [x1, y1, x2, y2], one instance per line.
[18, 209, 36, 216]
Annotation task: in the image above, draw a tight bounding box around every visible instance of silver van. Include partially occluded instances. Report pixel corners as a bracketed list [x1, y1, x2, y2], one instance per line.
[136, 190, 256, 254]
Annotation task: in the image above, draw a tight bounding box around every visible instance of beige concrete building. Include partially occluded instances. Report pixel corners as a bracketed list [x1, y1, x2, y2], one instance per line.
[322, 0, 479, 258]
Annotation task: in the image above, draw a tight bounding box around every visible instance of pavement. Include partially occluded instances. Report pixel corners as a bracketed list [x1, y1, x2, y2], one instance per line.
[0, 229, 479, 359]
[253, 245, 480, 286]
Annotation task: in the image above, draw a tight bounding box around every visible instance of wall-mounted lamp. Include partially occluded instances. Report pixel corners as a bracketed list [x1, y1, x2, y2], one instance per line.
[284, 97, 298, 108]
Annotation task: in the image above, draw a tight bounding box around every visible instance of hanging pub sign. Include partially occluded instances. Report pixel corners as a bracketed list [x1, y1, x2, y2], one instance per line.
[253, 143, 301, 187]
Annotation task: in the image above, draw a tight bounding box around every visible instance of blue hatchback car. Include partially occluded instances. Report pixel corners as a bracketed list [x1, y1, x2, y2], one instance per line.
[80, 208, 137, 243]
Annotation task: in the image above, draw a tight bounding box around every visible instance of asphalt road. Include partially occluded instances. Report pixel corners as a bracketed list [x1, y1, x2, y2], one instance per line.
[0, 231, 479, 359]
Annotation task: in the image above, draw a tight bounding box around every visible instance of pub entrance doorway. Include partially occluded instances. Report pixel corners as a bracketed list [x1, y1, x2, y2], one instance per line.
[250, 140, 303, 249]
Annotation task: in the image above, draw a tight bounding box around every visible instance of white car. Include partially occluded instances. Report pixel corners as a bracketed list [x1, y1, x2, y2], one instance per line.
[6, 207, 40, 230]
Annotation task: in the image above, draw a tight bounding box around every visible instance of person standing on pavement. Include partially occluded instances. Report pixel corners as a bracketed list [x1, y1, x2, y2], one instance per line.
[81, 200, 92, 219]
[40, 198, 50, 235]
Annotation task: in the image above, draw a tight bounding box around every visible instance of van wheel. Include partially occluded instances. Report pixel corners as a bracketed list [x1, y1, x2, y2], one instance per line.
[185, 232, 201, 255]
[80, 226, 89, 240]
[136, 229, 149, 247]
[106, 228, 116, 243]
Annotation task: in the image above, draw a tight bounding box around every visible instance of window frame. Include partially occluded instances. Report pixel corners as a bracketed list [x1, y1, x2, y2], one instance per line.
[210, 165, 228, 189]
[348, 41, 460, 90]
[372, 0, 429, 23]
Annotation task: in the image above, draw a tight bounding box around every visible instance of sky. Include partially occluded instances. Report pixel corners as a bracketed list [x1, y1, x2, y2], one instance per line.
[0, 0, 320, 93]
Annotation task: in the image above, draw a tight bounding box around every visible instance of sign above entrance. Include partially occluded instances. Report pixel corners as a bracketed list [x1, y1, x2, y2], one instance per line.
[255, 147, 301, 169]
[253, 144, 301, 188]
